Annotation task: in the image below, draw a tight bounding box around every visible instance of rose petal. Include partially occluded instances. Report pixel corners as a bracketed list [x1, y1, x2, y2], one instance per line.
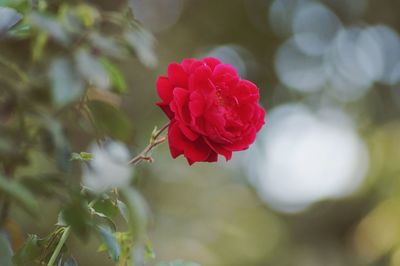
[213, 64, 238, 78]
[168, 63, 188, 88]
[189, 91, 206, 117]
[182, 58, 196, 72]
[171, 87, 191, 123]
[204, 138, 232, 161]
[189, 65, 214, 93]
[203, 57, 221, 70]
[178, 122, 199, 141]
[156, 102, 174, 119]
[156, 76, 174, 103]
[168, 121, 211, 163]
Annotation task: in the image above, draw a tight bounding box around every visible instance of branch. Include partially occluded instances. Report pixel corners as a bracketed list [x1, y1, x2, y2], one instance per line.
[128, 123, 169, 165]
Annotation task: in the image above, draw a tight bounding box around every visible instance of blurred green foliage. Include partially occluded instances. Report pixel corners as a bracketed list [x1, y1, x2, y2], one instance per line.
[2, 0, 400, 266]
[0, 0, 171, 265]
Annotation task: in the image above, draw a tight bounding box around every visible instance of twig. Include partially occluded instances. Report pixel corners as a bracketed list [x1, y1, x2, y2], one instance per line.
[128, 123, 169, 165]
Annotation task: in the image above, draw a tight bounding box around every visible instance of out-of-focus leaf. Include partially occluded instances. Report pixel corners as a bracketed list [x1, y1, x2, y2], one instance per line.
[75, 49, 110, 90]
[157, 261, 201, 266]
[62, 197, 90, 240]
[120, 188, 148, 241]
[113, 231, 133, 265]
[0, 175, 38, 215]
[124, 28, 158, 68]
[97, 225, 120, 262]
[0, 233, 13, 266]
[6, 23, 31, 39]
[100, 58, 127, 94]
[92, 211, 117, 232]
[75, 4, 99, 28]
[12, 234, 41, 265]
[49, 57, 85, 108]
[57, 256, 78, 266]
[93, 198, 119, 219]
[32, 31, 48, 61]
[117, 199, 128, 223]
[20, 174, 63, 198]
[144, 240, 155, 260]
[87, 100, 132, 141]
[29, 12, 70, 45]
[89, 33, 127, 58]
[70, 152, 93, 162]
[57, 211, 67, 226]
[0, 7, 22, 35]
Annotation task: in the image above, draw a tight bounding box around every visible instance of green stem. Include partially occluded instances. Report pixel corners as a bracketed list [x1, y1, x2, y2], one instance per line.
[46, 226, 70, 266]
[46, 199, 97, 266]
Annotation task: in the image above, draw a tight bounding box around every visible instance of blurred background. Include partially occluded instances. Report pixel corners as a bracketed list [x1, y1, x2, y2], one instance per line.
[4, 0, 400, 265]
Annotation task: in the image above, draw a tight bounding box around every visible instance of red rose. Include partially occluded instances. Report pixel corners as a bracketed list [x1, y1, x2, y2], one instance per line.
[156, 57, 266, 165]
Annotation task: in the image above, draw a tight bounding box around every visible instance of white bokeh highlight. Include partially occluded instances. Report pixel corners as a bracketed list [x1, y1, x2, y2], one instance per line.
[245, 104, 369, 213]
[82, 141, 133, 194]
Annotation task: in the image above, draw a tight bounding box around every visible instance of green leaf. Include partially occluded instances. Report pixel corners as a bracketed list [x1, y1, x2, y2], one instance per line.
[87, 100, 133, 141]
[49, 57, 85, 108]
[100, 58, 127, 94]
[12, 234, 41, 266]
[70, 152, 93, 162]
[0, 7, 22, 35]
[120, 188, 148, 241]
[157, 261, 201, 266]
[97, 225, 120, 262]
[75, 49, 110, 90]
[93, 198, 118, 219]
[0, 175, 38, 215]
[6, 22, 31, 39]
[91, 201, 118, 232]
[124, 28, 157, 68]
[62, 197, 90, 240]
[0, 233, 13, 266]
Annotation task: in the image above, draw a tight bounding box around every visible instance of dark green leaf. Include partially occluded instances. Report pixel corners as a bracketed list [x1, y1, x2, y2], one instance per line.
[87, 100, 133, 141]
[49, 57, 85, 108]
[62, 198, 90, 240]
[97, 225, 120, 262]
[75, 49, 110, 90]
[100, 58, 127, 94]
[0, 175, 38, 215]
[0, 233, 13, 266]
[12, 234, 41, 266]
[0, 7, 22, 35]
[93, 198, 118, 219]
